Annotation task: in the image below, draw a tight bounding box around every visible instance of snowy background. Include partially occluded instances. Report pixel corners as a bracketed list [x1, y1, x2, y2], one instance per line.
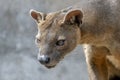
[0, 0, 88, 80]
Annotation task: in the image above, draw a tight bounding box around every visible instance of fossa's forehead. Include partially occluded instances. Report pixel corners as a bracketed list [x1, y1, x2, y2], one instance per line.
[37, 12, 64, 32]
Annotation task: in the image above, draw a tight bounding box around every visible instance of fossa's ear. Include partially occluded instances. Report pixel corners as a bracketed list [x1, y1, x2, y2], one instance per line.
[30, 9, 45, 23]
[63, 9, 83, 26]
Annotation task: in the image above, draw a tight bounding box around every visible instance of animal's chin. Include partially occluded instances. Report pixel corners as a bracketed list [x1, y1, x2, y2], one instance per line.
[45, 65, 56, 69]
[44, 57, 63, 69]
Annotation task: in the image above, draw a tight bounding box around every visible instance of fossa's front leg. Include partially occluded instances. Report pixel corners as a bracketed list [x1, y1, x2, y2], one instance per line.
[107, 54, 120, 80]
[83, 45, 110, 80]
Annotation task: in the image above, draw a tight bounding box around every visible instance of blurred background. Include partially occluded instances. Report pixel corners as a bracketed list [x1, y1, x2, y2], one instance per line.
[0, 0, 88, 80]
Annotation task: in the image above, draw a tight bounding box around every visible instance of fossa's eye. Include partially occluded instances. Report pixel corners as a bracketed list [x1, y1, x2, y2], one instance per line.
[35, 38, 41, 43]
[56, 40, 65, 46]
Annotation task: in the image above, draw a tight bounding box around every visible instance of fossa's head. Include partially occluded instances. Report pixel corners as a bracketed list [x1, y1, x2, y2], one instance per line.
[30, 9, 83, 68]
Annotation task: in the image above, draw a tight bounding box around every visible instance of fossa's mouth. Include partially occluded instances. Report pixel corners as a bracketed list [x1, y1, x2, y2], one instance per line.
[45, 65, 56, 69]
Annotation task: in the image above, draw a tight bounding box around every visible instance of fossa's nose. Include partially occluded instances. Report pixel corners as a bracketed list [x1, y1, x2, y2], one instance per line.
[38, 55, 50, 65]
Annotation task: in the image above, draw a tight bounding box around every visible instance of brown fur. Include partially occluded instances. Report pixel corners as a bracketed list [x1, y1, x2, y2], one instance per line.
[30, 0, 120, 80]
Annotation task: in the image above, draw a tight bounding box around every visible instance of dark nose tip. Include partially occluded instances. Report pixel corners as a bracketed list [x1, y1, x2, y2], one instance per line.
[38, 55, 50, 65]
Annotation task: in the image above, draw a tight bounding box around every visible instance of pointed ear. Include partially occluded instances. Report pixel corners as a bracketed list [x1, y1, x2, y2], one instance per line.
[63, 10, 83, 26]
[30, 9, 44, 23]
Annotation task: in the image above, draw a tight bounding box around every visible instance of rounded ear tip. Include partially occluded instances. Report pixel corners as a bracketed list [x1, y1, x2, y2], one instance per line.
[29, 9, 35, 14]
